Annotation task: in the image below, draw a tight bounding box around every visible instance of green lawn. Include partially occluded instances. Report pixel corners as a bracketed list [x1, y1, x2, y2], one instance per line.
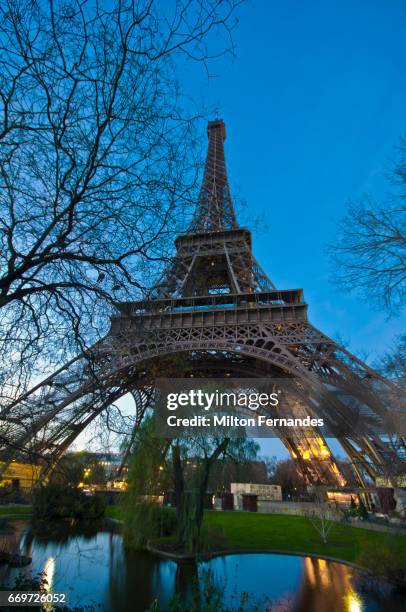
[0, 505, 32, 516]
[109, 505, 406, 567]
[203, 512, 406, 567]
[105, 505, 124, 520]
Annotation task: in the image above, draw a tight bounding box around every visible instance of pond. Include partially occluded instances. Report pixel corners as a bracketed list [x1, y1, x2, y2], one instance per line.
[0, 518, 405, 611]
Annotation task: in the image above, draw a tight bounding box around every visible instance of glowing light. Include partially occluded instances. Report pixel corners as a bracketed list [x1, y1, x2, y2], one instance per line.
[317, 559, 331, 587]
[344, 589, 363, 612]
[43, 556, 55, 591]
[304, 557, 316, 586]
[327, 491, 354, 503]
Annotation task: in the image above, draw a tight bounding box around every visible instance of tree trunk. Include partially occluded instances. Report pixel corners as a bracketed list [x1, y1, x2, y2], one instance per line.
[174, 438, 230, 554]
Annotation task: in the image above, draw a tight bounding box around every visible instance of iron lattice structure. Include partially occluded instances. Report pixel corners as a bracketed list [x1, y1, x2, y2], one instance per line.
[0, 120, 405, 487]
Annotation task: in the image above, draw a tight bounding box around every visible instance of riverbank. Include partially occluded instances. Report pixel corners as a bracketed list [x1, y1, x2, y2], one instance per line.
[0, 505, 32, 518]
[106, 506, 406, 568]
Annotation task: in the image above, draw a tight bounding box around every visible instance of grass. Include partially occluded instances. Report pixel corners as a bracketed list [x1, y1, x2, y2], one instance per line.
[203, 512, 406, 567]
[0, 505, 32, 516]
[105, 505, 124, 520]
[110, 503, 406, 568]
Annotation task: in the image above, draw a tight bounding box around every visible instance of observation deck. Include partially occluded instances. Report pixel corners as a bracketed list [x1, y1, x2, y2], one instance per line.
[113, 289, 307, 332]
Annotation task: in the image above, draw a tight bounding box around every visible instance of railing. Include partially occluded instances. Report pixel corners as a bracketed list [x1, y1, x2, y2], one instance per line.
[118, 289, 305, 316]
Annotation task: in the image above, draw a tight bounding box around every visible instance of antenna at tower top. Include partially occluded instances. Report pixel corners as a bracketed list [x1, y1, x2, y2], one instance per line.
[189, 119, 237, 232]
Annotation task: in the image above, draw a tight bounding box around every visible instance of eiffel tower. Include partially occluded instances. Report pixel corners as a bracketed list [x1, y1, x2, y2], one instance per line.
[1, 119, 404, 488]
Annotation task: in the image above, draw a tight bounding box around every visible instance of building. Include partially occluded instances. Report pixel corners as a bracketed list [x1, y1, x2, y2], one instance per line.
[0, 461, 41, 491]
[231, 482, 282, 501]
[376, 475, 406, 488]
[93, 453, 124, 479]
[326, 490, 356, 505]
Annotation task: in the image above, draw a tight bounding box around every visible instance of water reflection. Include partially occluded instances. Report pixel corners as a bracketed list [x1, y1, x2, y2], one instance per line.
[107, 546, 178, 611]
[43, 556, 55, 591]
[298, 557, 363, 612]
[0, 519, 404, 611]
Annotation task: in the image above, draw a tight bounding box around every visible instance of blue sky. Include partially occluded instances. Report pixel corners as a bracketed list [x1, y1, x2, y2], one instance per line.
[180, 0, 406, 459]
[182, 0, 405, 361]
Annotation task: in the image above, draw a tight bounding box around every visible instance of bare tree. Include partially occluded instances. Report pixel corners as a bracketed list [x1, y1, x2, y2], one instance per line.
[328, 139, 406, 316]
[302, 489, 336, 545]
[375, 333, 405, 382]
[263, 454, 278, 480]
[270, 458, 307, 499]
[328, 141, 406, 462]
[0, 0, 241, 399]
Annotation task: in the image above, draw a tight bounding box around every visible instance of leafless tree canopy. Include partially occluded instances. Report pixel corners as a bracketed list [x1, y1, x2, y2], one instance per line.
[375, 333, 405, 383]
[329, 140, 406, 316]
[0, 0, 241, 395]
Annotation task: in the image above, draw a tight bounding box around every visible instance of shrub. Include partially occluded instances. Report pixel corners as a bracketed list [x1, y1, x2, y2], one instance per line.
[0, 483, 28, 505]
[358, 540, 406, 584]
[124, 501, 177, 550]
[357, 499, 368, 521]
[32, 484, 106, 519]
